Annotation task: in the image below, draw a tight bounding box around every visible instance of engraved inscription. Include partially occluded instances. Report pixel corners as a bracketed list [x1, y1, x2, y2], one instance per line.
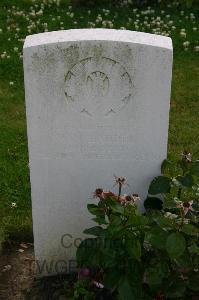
[64, 56, 133, 116]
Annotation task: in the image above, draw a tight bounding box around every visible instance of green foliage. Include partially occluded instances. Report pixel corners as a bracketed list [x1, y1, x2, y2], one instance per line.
[75, 154, 199, 299]
[70, 0, 198, 9]
[166, 232, 186, 258]
[73, 279, 95, 300]
[148, 176, 171, 195]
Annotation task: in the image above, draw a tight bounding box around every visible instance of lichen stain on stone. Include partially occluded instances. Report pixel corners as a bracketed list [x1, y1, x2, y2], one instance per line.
[31, 48, 56, 75]
[60, 44, 80, 66]
[113, 43, 133, 67]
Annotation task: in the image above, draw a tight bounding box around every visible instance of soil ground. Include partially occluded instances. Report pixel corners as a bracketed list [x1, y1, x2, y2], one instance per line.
[0, 244, 73, 300]
[0, 244, 35, 300]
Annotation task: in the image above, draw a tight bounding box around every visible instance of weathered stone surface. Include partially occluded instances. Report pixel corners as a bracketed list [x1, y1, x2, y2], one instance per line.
[23, 29, 173, 276]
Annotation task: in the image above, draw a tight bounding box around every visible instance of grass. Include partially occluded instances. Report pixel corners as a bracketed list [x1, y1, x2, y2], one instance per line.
[0, 0, 198, 245]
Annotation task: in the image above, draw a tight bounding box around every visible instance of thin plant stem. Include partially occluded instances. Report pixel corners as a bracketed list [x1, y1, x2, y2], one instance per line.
[118, 183, 122, 199]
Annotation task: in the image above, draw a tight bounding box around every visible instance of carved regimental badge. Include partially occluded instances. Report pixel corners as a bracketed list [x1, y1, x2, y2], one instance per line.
[64, 56, 133, 116]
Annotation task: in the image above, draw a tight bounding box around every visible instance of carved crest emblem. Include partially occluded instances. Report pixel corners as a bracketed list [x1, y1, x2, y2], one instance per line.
[64, 56, 133, 116]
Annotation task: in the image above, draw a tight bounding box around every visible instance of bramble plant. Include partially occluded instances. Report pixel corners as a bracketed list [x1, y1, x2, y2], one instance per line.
[75, 152, 199, 300]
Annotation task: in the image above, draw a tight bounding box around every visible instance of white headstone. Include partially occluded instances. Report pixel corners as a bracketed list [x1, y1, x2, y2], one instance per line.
[23, 29, 173, 276]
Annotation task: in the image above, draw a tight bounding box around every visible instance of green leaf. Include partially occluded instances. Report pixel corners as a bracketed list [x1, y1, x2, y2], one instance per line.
[87, 204, 104, 216]
[165, 280, 186, 298]
[106, 222, 123, 237]
[92, 216, 107, 225]
[154, 215, 174, 229]
[188, 243, 199, 255]
[103, 269, 121, 289]
[148, 176, 171, 195]
[127, 215, 148, 227]
[176, 174, 194, 187]
[189, 273, 199, 291]
[144, 197, 163, 210]
[76, 238, 99, 266]
[175, 251, 191, 268]
[109, 201, 124, 214]
[146, 227, 168, 250]
[181, 224, 199, 236]
[166, 232, 186, 259]
[83, 226, 105, 237]
[118, 277, 135, 300]
[145, 267, 163, 286]
[190, 160, 199, 177]
[100, 244, 118, 268]
[126, 237, 141, 260]
[110, 215, 122, 226]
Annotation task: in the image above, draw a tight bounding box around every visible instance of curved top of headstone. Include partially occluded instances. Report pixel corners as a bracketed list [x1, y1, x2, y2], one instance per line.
[23, 29, 172, 50]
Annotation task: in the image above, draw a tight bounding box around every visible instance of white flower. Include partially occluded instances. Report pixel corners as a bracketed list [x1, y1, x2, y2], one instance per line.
[164, 212, 178, 219]
[9, 81, 14, 86]
[172, 178, 181, 187]
[36, 10, 43, 16]
[180, 32, 186, 38]
[2, 265, 12, 272]
[17, 249, 24, 253]
[11, 202, 17, 208]
[183, 41, 190, 48]
[92, 280, 104, 289]
[183, 219, 190, 224]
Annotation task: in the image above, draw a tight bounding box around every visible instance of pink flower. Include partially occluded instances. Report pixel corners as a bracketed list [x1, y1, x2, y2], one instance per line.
[114, 176, 127, 186]
[182, 201, 194, 215]
[181, 151, 192, 163]
[177, 200, 194, 215]
[94, 189, 119, 201]
[78, 268, 90, 279]
[120, 194, 140, 206]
